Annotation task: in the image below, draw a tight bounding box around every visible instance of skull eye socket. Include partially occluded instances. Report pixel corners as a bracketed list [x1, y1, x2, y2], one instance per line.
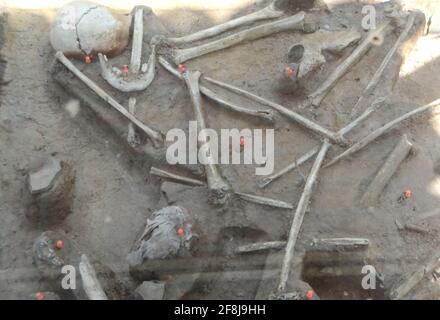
[288, 44, 305, 63]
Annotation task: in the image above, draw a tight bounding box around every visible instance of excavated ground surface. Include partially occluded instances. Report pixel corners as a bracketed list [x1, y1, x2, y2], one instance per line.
[1, 0, 440, 299]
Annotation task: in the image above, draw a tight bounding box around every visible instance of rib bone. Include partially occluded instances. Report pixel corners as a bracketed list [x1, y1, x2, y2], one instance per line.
[258, 98, 386, 188]
[325, 98, 440, 168]
[278, 140, 330, 293]
[171, 12, 306, 64]
[98, 7, 157, 92]
[235, 241, 287, 254]
[306, 22, 391, 107]
[203, 76, 347, 145]
[55, 51, 164, 148]
[183, 70, 233, 205]
[235, 192, 294, 209]
[158, 56, 273, 122]
[350, 13, 417, 117]
[159, 1, 284, 45]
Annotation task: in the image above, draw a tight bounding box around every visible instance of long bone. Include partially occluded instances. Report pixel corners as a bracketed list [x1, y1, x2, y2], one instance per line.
[258, 97, 386, 188]
[127, 97, 140, 147]
[277, 139, 330, 293]
[325, 98, 440, 168]
[305, 22, 391, 108]
[203, 76, 347, 146]
[98, 7, 157, 92]
[55, 51, 164, 148]
[158, 56, 274, 122]
[350, 13, 417, 117]
[156, 1, 285, 46]
[171, 12, 307, 64]
[79, 254, 108, 300]
[150, 166, 293, 209]
[183, 70, 234, 206]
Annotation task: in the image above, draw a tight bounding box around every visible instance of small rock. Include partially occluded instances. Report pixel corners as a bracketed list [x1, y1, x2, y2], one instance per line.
[28, 157, 61, 194]
[134, 281, 165, 300]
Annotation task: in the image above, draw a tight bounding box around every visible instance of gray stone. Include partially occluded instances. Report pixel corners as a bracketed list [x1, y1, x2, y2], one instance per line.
[135, 281, 165, 300]
[28, 157, 61, 195]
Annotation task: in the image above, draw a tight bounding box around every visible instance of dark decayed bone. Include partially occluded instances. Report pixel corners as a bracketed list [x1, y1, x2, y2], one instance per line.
[171, 12, 307, 64]
[55, 51, 164, 148]
[325, 98, 440, 168]
[278, 140, 330, 293]
[359, 134, 412, 208]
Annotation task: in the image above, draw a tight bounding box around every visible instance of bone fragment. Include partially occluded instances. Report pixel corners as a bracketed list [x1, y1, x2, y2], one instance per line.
[98, 45, 156, 92]
[127, 97, 140, 147]
[203, 76, 347, 145]
[55, 51, 163, 147]
[404, 223, 429, 234]
[278, 140, 330, 293]
[390, 253, 440, 299]
[236, 241, 287, 254]
[307, 22, 391, 107]
[150, 167, 205, 187]
[130, 7, 144, 73]
[259, 98, 386, 188]
[325, 98, 440, 168]
[360, 134, 412, 208]
[310, 237, 370, 250]
[258, 145, 320, 188]
[351, 13, 417, 117]
[164, 1, 284, 45]
[171, 12, 306, 64]
[158, 56, 273, 121]
[79, 254, 108, 300]
[235, 192, 294, 209]
[183, 70, 233, 205]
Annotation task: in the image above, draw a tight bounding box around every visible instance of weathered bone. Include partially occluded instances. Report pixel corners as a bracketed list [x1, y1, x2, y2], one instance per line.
[158, 56, 273, 122]
[278, 140, 330, 293]
[183, 70, 233, 205]
[235, 192, 293, 209]
[325, 98, 440, 168]
[390, 252, 440, 299]
[258, 145, 320, 188]
[351, 13, 417, 117]
[55, 51, 164, 148]
[171, 12, 307, 64]
[157, 1, 284, 45]
[310, 237, 370, 250]
[78, 254, 108, 300]
[150, 166, 205, 187]
[360, 134, 412, 208]
[258, 98, 386, 188]
[127, 97, 140, 147]
[284, 29, 361, 83]
[235, 241, 287, 254]
[203, 76, 347, 145]
[98, 7, 157, 92]
[306, 22, 391, 108]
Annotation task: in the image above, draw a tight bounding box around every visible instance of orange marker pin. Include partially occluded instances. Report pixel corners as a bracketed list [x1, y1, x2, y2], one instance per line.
[122, 64, 129, 75]
[178, 64, 185, 73]
[56, 240, 63, 250]
[84, 55, 92, 64]
[35, 292, 45, 300]
[306, 290, 314, 300]
[403, 189, 412, 199]
[285, 66, 294, 77]
[240, 136, 245, 147]
[177, 227, 185, 237]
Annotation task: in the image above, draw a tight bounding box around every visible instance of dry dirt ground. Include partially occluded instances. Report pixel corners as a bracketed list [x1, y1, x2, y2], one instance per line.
[0, 0, 440, 299]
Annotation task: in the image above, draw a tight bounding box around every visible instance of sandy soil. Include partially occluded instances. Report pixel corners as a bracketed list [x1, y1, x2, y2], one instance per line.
[0, 0, 439, 299]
